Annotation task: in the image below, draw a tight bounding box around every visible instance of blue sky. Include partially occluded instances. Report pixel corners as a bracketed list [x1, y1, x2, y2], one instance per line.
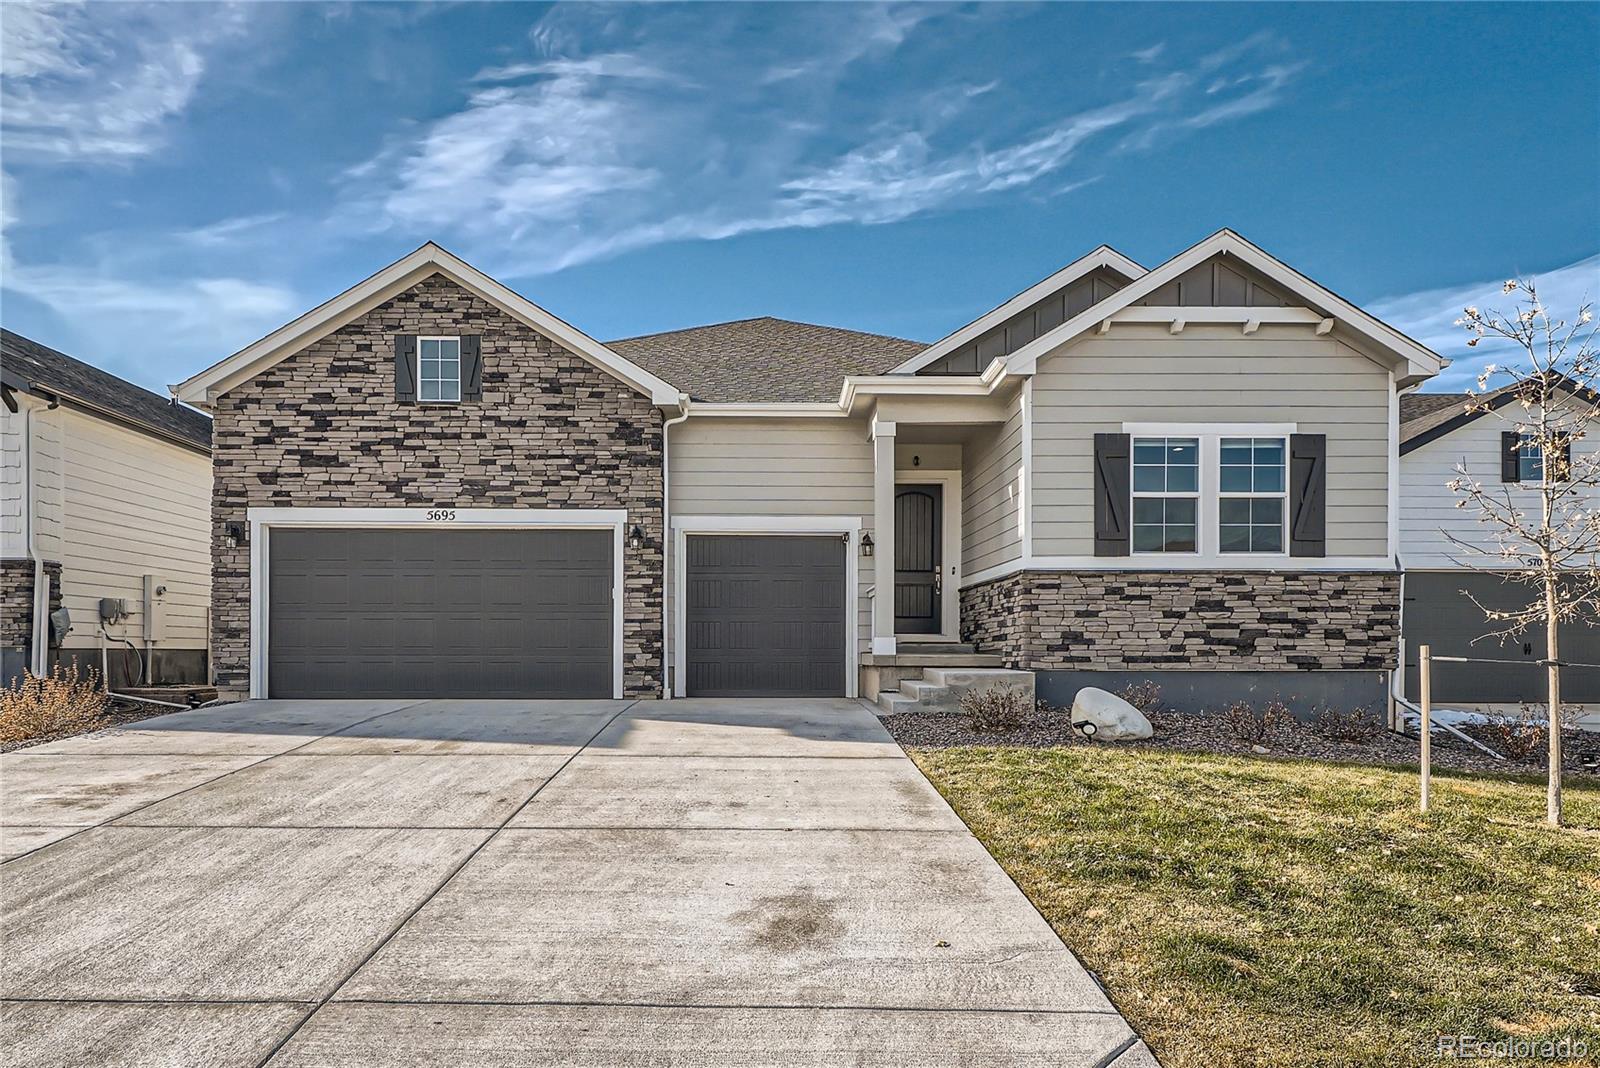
[2, 2, 1596, 395]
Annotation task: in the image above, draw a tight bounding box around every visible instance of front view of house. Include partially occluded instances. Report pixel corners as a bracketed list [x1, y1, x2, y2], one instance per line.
[174, 230, 1443, 711]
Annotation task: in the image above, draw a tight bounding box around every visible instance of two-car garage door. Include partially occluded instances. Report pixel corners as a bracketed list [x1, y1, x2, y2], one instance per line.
[268, 528, 613, 699]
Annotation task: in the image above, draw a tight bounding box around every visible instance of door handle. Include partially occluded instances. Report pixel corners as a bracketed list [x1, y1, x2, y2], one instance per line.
[934, 572, 943, 594]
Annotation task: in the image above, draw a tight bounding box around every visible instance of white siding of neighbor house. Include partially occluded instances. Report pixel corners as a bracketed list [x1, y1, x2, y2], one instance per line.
[1399, 405, 1600, 570]
[55, 409, 212, 654]
[961, 392, 1024, 575]
[668, 416, 874, 653]
[0, 399, 32, 559]
[1, 397, 66, 561]
[1030, 323, 1394, 558]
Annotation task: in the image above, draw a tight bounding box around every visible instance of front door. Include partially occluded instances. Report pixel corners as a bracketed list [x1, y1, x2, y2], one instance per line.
[894, 484, 942, 635]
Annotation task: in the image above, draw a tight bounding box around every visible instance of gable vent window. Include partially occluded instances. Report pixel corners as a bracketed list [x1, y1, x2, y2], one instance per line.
[418, 336, 462, 403]
[1517, 435, 1545, 483]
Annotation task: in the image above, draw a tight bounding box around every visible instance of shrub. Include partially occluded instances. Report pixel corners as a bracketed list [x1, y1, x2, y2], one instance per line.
[1223, 698, 1293, 745]
[960, 685, 1032, 733]
[1116, 680, 1163, 714]
[0, 664, 110, 743]
[1314, 705, 1382, 743]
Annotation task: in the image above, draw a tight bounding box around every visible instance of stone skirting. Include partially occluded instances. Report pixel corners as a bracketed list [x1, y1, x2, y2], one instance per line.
[210, 274, 665, 697]
[960, 569, 1399, 672]
[2, 558, 64, 678]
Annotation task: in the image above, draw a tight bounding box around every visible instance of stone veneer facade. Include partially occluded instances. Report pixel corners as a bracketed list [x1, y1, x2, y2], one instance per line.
[2, 558, 64, 670]
[210, 274, 664, 697]
[960, 570, 1400, 671]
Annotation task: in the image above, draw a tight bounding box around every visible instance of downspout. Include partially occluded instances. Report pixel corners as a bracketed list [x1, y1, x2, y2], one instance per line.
[660, 395, 691, 699]
[22, 397, 55, 675]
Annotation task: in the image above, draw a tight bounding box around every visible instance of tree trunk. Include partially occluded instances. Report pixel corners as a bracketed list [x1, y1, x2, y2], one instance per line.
[1546, 575, 1563, 827]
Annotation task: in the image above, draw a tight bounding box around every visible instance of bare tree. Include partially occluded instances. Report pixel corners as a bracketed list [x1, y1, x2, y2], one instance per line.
[1445, 280, 1598, 826]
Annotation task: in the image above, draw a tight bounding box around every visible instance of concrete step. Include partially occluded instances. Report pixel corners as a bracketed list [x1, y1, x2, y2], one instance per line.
[876, 690, 921, 714]
[861, 652, 1005, 668]
[923, 668, 1035, 693]
[895, 640, 980, 655]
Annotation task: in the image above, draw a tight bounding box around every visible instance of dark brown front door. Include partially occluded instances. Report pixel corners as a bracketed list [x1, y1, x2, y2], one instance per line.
[895, 484, 942, 635]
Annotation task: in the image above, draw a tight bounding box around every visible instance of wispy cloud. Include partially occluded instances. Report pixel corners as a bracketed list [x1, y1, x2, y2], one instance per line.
[1370, 255, 1600, 389]
[0, 3, 252, 162]
[178, 212, 290, 248]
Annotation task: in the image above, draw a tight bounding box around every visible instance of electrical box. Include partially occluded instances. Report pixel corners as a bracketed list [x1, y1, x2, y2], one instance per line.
[143, 574, 168, 643]
[99, 598, 129, 625]
[48, 607, 71, 647]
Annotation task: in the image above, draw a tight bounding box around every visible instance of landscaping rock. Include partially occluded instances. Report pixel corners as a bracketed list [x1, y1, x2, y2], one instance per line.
[1070, 687, 1153, 741]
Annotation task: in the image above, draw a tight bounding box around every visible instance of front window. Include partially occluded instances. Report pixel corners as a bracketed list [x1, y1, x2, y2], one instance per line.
[418, 336, 461, 402]
[1132, 437, 1199, 553]
[1517, 435, 1544, 482]
[1219, 437, 1286, 553]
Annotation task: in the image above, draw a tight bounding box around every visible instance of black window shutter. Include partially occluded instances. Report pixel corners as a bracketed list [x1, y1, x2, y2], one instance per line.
[1555, 433, 1572, 481]
[1500, 431, 1521, 482]
[1289, 433, 1326, 558]
[1093, 432, 1131, 557]
[460, 335, 483, 401]
[394, 334, 418, 403]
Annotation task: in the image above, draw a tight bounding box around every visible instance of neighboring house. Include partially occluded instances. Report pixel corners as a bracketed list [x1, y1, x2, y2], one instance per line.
[174, 230, 1442, 712]
[1, 330, 213, 688]
[1398, 384, 1600, 703]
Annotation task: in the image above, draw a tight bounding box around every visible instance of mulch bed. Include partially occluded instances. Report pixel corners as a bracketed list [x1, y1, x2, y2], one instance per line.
[0, 698, 193, 754]
[882, 704, 1600, 778]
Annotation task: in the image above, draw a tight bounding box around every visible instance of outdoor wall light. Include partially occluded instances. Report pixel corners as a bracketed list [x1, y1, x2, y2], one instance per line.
[223, 521, 246, 549]
[860, 532, 874, 558]
[628, 525, 645, 551]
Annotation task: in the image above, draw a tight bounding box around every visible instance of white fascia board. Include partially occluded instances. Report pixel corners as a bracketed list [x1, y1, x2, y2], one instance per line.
[176, 242, 682, 407]
[839, 357, 1009, 412]
[890, 245, 1147, 374]
[686, 402, 849, 418]
[1001, 230, 1445, 381]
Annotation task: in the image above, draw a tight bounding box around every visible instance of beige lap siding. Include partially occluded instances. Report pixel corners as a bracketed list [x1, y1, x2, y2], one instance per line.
[960, 393, 1023, 576]
[1030, 324, 1393, 557]
[961, 570, 1399, 671]
[210, 274, 664, 697]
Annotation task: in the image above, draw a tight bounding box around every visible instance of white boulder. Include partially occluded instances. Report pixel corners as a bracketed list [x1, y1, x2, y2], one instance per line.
[1070, 687, 1153, 741]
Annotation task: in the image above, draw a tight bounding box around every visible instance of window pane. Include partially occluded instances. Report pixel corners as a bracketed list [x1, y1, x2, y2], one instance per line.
[1133, 498, 1165, 524]
[438, 338, 460, 359]
[1220, 465, 1251, 493]
[1165, 525, 1197, 553]
[419, 379, 441, 401]
[419, 339, 439, 359]
[1133, 465, 1166, 493]
[1254, 466, 1285, 492]
[439, 379, 460, 402]
[1219, 524, 1250, 552]
[1166, 465, 1198, 493]
[1134, 442, 1167, 465]
[1219, 498, 1250, 525]
[1165, 497, 1197, 525]
[1253, 441, 1285, 465]
[1251, 498, 1283, 526]
[1133, 526, 1165, 553]
[1166, 440, 1198, 465]
[1518, 438, 1544, 481]
[1252, 523, 1283, 552]
[1220, 442, 1253, 466]
[421, 357, 440, 379]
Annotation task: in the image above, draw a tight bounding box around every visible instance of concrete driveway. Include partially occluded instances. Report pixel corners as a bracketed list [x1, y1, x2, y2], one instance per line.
[1, 697, 1152, 1067]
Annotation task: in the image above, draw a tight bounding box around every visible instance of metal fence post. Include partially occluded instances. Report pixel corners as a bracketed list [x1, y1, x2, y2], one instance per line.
[1419, 644, 1431, 813]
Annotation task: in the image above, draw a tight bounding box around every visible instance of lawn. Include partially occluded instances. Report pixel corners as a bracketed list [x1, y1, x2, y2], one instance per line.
[910, 746, 1600, 1068]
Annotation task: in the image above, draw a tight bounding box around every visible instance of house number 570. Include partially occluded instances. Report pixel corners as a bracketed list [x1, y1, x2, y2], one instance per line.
[426, 509, 457, 521]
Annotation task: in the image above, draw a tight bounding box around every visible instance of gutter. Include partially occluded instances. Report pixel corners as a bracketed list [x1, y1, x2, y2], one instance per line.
[660, 394, 692, 698]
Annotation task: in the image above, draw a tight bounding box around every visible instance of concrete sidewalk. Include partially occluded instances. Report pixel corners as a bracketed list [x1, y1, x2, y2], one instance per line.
[1, 697, 1153, 1066]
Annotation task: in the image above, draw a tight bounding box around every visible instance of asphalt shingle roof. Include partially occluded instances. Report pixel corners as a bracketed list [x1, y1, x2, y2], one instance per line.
[608, 316, 926, 403]
[0, 329, 211, 450]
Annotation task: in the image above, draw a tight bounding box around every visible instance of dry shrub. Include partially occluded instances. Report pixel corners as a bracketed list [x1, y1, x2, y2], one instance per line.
[1224, 698, 1293, 745]
[1315, 705, 1382, 743]
[0, 664, 110, 743]
[1116, 680, 1163, 714]
[961, 685, 1032, 733]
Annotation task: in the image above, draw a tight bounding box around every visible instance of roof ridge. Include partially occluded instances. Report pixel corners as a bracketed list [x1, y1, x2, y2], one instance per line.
[608, 315, 924, 348]
[0, 327, 184, 412]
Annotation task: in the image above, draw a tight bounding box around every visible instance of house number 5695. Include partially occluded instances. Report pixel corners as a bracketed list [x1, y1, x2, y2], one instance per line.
[426, 509, 457, 521]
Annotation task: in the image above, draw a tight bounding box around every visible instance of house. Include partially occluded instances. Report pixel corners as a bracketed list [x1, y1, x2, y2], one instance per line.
[1398, 383, 1600, 703]
[173, 230, 1443, 711]
[1, 330, 213, 688]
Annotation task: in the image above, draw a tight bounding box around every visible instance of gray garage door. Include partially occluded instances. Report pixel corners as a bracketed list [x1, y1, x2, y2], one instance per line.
[268, 527, 612, 699]
[685, 534, 847, 697]
[1403, 571, 1600, 703]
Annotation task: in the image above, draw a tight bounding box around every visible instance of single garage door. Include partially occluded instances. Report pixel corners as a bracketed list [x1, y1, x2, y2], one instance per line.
[1403, 570, 1600, 702]
[685, 534, 847, 697]
[268, 527, 613, 699]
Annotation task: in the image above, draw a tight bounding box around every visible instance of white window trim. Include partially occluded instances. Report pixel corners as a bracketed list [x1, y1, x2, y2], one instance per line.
[246, 506, 628, 700]
[1122, 422, 1298, 566]
[669, 514, 861, 699]
[417, 335, 462, 404]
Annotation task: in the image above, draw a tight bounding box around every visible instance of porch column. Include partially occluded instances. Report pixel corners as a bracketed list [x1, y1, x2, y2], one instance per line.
[871, 418, 896, 656]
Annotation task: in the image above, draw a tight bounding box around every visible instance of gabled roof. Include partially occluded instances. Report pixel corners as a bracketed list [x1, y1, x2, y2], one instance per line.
[1, 329, 211, 452]
[1400, 379, 1597, 454]
[891, 244, 1145, 374]
[610, 317, 924, 403]
[998, 229, 1446, 384]
[174, 242, 682, 407]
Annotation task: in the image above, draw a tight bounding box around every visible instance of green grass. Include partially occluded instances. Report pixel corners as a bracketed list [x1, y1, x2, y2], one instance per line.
[910, 746, 1600, 1068]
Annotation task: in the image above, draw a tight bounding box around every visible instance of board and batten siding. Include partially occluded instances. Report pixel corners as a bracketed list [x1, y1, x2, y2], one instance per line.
[961, 392, 1024, 575]
[668, 416, 873, 653]
[55, 409, 212, 654]
[1399, 405, 1600, 570]
[1030, 324, 1393, 558]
